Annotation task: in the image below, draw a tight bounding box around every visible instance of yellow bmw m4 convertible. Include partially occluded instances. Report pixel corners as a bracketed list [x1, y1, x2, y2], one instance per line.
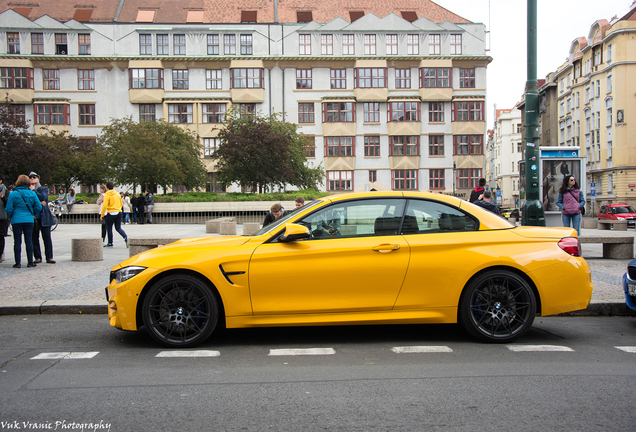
[106, 192, 592, 347]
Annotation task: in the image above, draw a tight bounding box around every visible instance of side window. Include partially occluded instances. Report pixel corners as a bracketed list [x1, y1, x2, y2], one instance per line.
[299, 199, 406, 239]
[600, 206, 606, 214]
[403, 199, 477, 234]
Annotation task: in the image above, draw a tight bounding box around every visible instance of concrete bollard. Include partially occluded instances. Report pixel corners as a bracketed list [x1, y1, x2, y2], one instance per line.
[220, 221, 237, 235]
[71, 238, 103, 262]
[242, 223, 260, 236]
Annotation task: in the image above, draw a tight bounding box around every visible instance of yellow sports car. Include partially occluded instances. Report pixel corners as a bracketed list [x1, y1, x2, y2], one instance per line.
[106, 192, 592, 347]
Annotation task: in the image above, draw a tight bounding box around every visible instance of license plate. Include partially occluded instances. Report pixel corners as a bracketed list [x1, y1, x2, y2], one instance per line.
[629, 283, 636, 296]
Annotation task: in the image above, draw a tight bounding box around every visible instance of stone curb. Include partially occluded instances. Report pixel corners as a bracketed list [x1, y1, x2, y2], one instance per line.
[0, 302, 633, 317]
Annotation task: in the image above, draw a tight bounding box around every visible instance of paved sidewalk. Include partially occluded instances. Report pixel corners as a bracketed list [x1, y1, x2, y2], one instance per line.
[0, 223, 634, 316]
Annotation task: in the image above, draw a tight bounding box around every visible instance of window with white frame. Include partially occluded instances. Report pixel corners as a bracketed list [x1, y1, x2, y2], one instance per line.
[330, 69, 346, 89]
[78, 69, 94, 90]
[364, 35, 376, 55]
[224, 35, 236, 55]
[342, 34, 354, 55]
[207, 34, 219, 55]
[139, 34, 152, 55]
[450, 34, 462, 54]
[607, 74, 612, 93]
[325, 137, 353, 156]
[566, 97, 571, 113]
[299, 34, 311, 55]
[206, 69, 222, 89]
[407, 34, 419, 55]
[606, 98, 612, 127]
[392, 169, 418, 190]
[596, 80, 600, 97]
[429, 34, 440, 55]
[559, 120, 565, 144]
[327, 170, 353, 191]
[204, 138, 221, 157]
[43, 69, 60, 90]
[157, 34, 168, 55]
[168, 103, 193, 124]
[202, 104, 226, 123]
[607, 44, 612, 63]
[566, 118, 572, 144]
[240, 34, 252, 55]
[321, 34, 333, 55]
[386, 34, 398, 55]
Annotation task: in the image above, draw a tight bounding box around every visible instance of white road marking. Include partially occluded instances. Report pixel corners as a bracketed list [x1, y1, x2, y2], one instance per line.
[507, 345, 574, 352]
[30, 352, 99, 360]
[269, 348, 336, 356]
[155, 350, 220, 358]
[391, 346, 453, 353]
[615, 346, 636, 353]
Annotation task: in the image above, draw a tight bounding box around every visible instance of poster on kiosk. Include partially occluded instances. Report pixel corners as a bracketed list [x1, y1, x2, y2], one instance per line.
[539, 146, 586, 227]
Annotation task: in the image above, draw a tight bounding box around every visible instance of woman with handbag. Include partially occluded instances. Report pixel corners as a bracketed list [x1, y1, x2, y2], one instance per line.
[556, 174, 586, 236]
[4, 175, 42, 268]
[29, 172, 55, 264]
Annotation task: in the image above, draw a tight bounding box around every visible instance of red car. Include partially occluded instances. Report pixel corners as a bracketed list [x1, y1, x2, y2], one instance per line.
[598, 204, 636, 228]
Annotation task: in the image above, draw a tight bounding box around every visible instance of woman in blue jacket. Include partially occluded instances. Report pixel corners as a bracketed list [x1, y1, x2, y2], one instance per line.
[5, 175, 42, 268]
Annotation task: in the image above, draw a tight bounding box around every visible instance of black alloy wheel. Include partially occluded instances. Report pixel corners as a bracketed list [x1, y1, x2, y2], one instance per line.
[142, 274, 219, 348]
[459, 270, 536, 343]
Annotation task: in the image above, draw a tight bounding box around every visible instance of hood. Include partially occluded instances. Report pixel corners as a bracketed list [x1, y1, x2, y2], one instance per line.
[113, 235, 253, 269]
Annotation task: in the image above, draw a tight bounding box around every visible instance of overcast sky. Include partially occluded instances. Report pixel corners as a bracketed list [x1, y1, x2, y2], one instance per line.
[434, 0, 634, 126]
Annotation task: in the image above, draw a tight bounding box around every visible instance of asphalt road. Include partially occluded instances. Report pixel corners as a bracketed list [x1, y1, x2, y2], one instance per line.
[1, 315, 635, 431]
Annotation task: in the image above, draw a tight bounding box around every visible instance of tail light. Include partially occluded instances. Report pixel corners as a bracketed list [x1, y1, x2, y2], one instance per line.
[558, 237, 581, 257]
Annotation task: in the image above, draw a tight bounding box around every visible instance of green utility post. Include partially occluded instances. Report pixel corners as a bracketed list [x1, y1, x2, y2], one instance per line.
[522, 0, 546, 226]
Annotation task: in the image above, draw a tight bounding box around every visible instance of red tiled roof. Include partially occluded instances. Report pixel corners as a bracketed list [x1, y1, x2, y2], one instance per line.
[1, 0, 472, 24]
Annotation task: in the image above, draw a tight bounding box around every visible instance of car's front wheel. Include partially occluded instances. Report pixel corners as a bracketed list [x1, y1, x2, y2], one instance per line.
[142, 274, 219, 348]
[459, 270, 536, 343]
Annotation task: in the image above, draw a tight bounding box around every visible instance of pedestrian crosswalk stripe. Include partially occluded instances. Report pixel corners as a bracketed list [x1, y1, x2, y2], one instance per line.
[507, 345, 574, 352]
[156, 350, 220, 358]
[615, 346, 636, 353]
[269, 348, 336, 356]
[30, 352, 99, 360]
[391, 346, 453, 353]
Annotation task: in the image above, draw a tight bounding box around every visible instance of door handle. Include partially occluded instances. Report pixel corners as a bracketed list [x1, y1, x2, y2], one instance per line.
[372, 244, 400, 253]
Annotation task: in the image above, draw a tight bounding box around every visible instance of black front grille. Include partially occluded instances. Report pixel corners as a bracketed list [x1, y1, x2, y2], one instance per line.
[628, 265, 636, 281]
[110, 271, 116, 283]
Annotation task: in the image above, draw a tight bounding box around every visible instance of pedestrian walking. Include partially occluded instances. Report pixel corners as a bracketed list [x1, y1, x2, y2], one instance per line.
[100, 181, 128, 248]
[96, 184, 107, 243]
[29, 172, 55, 264]
[145, 189, 154, 224]
[4, 174, 42, 268]
[556, 175, 585, 236]
[0, 174, 9, 262]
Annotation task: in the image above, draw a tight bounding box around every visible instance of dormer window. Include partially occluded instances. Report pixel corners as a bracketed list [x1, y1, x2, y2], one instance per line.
[401, 11, 418, 22]
[241, 11, 257, 23]
[297, 11, 313, 23]
[349, 11, 364, 22]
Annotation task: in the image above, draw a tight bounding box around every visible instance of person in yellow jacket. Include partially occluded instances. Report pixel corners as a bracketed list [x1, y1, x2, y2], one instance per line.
[100, 181, 128, 248]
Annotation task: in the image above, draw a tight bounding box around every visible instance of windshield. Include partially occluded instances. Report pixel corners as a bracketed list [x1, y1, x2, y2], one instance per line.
[613, 206, 636, 214]
[252, 199, 325, 236]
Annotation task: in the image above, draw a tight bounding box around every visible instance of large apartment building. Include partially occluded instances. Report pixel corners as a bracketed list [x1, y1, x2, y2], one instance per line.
[491, 107, 523, 209]
[553, 5, 636, 209]
[0, 0, 490, 195]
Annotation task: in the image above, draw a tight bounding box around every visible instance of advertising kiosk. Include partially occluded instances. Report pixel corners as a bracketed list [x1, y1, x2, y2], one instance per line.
[539, 146, 586, 227]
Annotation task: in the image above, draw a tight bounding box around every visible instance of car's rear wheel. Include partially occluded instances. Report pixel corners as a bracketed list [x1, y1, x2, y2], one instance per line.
[142, 274, 218, 348]
[459, 270, 536, 343]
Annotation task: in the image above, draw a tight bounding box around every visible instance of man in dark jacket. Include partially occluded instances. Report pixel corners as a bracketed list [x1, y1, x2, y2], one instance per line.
[262, 203, 288, 227]
[473, 190, 500, 215]
[469, 178, 487, 203]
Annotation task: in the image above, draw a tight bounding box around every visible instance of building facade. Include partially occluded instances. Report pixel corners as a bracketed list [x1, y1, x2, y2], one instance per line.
[0, 0, 490, 195]
[553, 6, 636, 211]
[491, 107, 522, 208]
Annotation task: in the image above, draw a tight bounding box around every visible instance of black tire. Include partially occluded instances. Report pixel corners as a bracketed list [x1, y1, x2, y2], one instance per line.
[142, 274, 219, 348]
[51, 215, 58, 231]
[459, 270, 536, 343]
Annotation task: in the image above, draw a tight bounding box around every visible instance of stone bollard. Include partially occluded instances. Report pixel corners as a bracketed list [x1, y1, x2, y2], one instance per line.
[242, 222, 260, 236]
[580, 218, 597, 229]
[613, 220, 628, 231]
[206, 220, 221, 233]
[72, 238, 103, 262]
[220, 221, 237, 235]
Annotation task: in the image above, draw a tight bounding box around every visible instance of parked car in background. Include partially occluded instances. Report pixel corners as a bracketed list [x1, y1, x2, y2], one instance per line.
[598, 204, 636, 228]
[106, 192, 593, 348]
[622, 259, 636, 311]
[501, 208, 520, 219]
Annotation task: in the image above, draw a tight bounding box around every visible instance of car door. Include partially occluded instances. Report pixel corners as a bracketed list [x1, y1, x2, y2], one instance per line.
[248, 198, 410, 315]
[599, 206, 607, 220]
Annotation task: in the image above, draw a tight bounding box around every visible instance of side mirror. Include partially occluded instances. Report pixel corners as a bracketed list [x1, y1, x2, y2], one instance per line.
[279, 223, 311, 242]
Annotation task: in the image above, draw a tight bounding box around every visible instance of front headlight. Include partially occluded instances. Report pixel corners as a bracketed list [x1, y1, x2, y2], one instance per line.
[617, 217, 626, 221]
[113, 266, 146, 284]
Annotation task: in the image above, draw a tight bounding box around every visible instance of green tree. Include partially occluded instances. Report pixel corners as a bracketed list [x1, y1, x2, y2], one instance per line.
[213, 110, 323, 192]
[99, 117, 207, 192]
[31, 128, 108, 191]
[0, 99, 48, 184]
